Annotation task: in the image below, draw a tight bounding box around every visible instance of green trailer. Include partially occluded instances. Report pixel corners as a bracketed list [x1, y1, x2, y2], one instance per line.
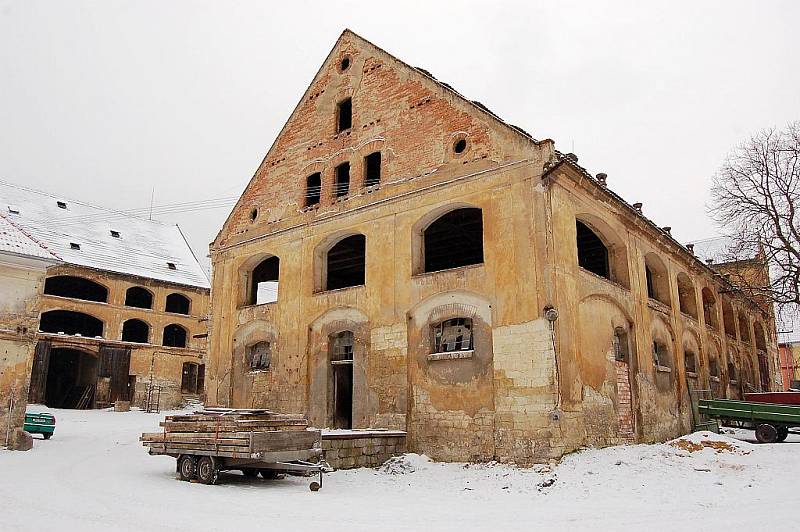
[698, 399, 800, 443]
[23, 412, 56, 439]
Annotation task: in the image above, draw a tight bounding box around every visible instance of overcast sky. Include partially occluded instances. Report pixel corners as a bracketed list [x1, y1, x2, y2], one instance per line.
[1, 0, 799, 268]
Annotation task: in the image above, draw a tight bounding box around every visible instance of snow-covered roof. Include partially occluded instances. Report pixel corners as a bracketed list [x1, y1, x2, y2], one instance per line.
[0, 213, 59, 262]
[0, 182, 209, 288]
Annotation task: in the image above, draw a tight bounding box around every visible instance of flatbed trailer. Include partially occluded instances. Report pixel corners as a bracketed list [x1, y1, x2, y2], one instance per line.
[141, 408, 327, 490]
[698, 398, 800, 443]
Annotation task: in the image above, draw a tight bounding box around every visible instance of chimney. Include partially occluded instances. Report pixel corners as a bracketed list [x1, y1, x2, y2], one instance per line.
[632, 202, 642, 213]
[596, 173, 607, 186]
[662, 226, 672, 235]
[686, 243, 695, 254]
[565, 153, 578, 163]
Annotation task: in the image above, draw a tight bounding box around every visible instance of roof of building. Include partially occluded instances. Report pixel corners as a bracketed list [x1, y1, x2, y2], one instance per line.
[1, 181, 210, 288]
[0, 212, 59, 262]
[687, 236, 756, 265]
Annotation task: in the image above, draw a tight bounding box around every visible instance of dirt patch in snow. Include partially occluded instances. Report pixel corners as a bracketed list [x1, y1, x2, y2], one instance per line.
[669, 431, 751, 455]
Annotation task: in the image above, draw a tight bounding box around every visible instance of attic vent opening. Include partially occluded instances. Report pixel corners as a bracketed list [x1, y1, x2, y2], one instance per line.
[7, 205, 19, 215]
[337, 98, 352, 133]
[453, 138, 467, 154]
[335, 162, 350, 198]
[364, 152, 381, 187]
[250, 208, 258, 222]
[69, 242, 81, 250]
[57, 201, 67, 209]
[110, 230, 120, 238]
[167, 262, 177, 270]
[339, 56, 351, 72]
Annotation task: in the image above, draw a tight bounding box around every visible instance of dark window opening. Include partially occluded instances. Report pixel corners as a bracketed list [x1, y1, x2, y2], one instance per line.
[645, 266, 656, 299]
[121, 319, 149, 343]
[454, 138, 467, 154]
[306, 172, 322, 206]
[247, 341, 272, 371]
[652, 341, 669, 369]
[40, 310, 103, 337]
[754, 323, 767, 352]
[739, 315, 751, 343]
[163, 324, 187, 348]
[702, 288, 718, 328]
[576, 221, 609, 278]
[758, 353, 769, 390]
[340, 57, 350, 71]
[125, 286, 153, 309]
[181, 362, 204, 394]
[167, 262, 177, 270]
[326, 235, 365, 290]
[723, 301, 736, 338]
[364, 152, 381, 187]
[70, 242, 81, 250]
[44, 276, 108, 303]
[335, 162, 350, 197]
[110, 230, 120, 238]
[248, 256, 279, 305]
[165, 293, 191, 315]
[423, 208, 484, 273]
[614, 327, 630, 362]
[337, 97, 352, 132]
[250, 208, 258, 222]
[728, 361, 737, 382]
[677, 274, 698, 318]
[57, 201, 67, 209]
[44, 348, 98, 409]
[330, 331, 354, 429]
[685, 350, 698, 375]
[434, 318, 474, 353]
[710, 358, 720, 378]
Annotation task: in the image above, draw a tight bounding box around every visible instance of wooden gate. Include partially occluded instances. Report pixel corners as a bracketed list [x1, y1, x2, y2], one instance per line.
[98, 346, 132, 403]
[28, 340, 51, 404]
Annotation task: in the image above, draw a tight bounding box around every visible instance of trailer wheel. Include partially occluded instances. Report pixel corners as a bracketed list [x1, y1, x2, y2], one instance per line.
[241, 468, 259, 478]
[309, 481, 321, 492]
[177, 455, 197, 481]
[260, 470, 279, 480]
[196, 456, 219, 485]
[755, 423, 779, 443]
[776, 426, 789, 442]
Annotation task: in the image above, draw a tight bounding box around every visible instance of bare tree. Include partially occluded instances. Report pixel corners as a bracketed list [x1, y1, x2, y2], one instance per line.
[710, 121, 800, 311]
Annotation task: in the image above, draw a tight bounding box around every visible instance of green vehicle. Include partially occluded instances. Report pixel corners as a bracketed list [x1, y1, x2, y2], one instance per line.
[698, 399, 800, 443]
[24, 412, 56, 440]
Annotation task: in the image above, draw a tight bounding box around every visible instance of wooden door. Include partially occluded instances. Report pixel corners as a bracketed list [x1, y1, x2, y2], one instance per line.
[28, 340, 51, 404]
[98, 346, 131, 402]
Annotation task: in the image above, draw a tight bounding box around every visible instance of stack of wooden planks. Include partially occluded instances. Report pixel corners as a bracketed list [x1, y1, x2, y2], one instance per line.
[141, 408, 320, 458]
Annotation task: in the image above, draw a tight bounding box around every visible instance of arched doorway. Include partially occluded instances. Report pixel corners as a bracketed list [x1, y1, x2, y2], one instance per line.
[44, 348, 98, 409]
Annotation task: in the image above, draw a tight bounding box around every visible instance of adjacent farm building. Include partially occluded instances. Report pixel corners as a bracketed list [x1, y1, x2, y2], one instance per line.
[204, 30, 780, 463]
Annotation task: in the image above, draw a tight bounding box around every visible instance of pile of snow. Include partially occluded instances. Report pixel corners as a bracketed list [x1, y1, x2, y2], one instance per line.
[378, 453, 431, 475]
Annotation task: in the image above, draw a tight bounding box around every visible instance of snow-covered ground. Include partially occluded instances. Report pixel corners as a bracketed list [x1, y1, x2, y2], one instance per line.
[1, 407, 798, 531]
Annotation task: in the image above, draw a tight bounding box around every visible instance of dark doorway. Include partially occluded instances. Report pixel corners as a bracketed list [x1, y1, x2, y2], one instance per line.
[39, 310, 103, 337]
[165, 293, 191, 315]
[181, 362, 205, 394]
[423, 208, 484, 273]
[249, 256, 280, 305]
[43, 276, 108, 303]
[326, 235, 366, 290]
[576, 221, 609, 278]
[330, 331, 354, 429]
[44, 348, 98, 409]
[125, 286, 153, 309]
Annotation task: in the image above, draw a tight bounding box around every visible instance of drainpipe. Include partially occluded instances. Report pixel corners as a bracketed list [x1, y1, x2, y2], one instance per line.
[5, 395, 14, 449]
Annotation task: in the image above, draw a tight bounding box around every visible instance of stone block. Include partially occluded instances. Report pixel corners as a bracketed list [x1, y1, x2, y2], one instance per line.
[10, 429, 33, 451]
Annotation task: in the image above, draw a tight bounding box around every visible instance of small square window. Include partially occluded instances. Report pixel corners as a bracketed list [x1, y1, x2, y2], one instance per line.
[167, 262, 177, 270]
[70, 242, 81, 250]
[57, 201, 67, 209]
[110, 230, 120, 238]
[337, 98, 352, 133]
[335, 162, 350, 198]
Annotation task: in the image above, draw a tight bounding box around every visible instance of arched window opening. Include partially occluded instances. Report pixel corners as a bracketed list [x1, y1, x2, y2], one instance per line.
[165, 293, 191, 315]
[125, 286, 153, 309]
[433, 318, 474, 353]
[754, 322, 767, 352]
[677, 273, 698, 319]
[738, 314, 751, 343]
[39, 310, 103, 338]
[364, 151, 381, 187]
[326, 235, 366, 290]
[247, 341, 272, 371]
[423, 208, 484, 273]
[613, 327, 630, 362]
[722, 300, 736, 338]
[181, 362, 204, 394]
[163, 324, 187, 348]
[576, 221, 609, 279]
[329, 331, 354, 429]
[306, 172, 322, 207]
[335, 162, 350, 198]
[742, 358, 754, 390]
[652, 340, 671, 370]
[728, 360, 738, 383]
[758, 352, 770, 391]
[644, 254, 670, 305]
[709, 357, 720, 379]
[248, 256, 279, 305]
[121, 319, 149, 343]
[43, 276, 108, 303]
[685, 349, 698, 376]
[702, 288, 718, 329]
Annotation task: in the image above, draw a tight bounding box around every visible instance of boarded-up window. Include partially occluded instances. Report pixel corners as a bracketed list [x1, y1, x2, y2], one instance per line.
[248, 341, 272, 370]
[433, 318, 474, 353]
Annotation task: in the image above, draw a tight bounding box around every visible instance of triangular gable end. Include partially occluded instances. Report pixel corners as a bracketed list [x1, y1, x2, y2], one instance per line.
[213, 29, 551, 249]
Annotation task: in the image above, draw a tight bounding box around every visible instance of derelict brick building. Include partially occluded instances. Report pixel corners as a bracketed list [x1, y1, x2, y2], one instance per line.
[206, 30, 779, 462]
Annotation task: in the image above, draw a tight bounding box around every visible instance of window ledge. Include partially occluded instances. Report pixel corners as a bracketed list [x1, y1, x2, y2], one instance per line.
[680, 312, 699, 322]
[315, 284, 365, 296]
[729, 379, 738, 385]
[248, 369, 270, 374]
[413, 262, 484, 279]
[238, 302, 277, 310]
[647, 299, 671, 313]
[331, 360, 354, 366]
[428, 350, 474, 361]
[710, 376, 721, 383]
[687, 371, 698, 379]
[655, 365, 672, 373]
